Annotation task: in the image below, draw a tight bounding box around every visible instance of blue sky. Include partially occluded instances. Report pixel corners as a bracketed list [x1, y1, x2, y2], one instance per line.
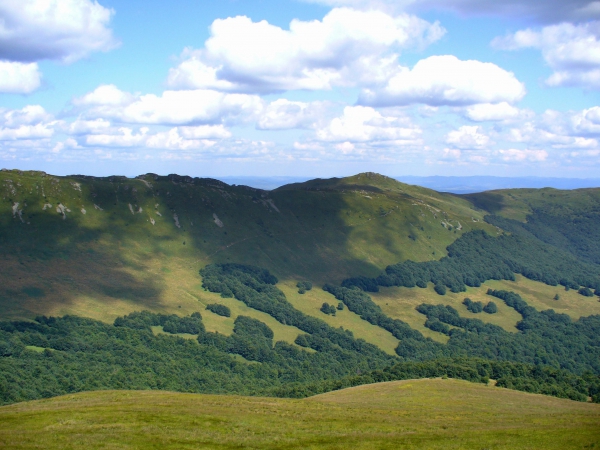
[1, 0, 600, 178]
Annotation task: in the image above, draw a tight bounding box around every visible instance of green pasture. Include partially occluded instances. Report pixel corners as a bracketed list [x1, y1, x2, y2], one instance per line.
[0, 378, 598, 449]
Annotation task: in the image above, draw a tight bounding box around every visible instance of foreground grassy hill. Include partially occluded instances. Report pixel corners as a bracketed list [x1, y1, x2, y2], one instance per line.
[0, 379, 598, 449]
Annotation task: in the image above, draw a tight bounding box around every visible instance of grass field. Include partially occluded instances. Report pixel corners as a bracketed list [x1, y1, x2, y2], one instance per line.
[370, 276, 600, 343]
[280, 280, 400, 355]
[0, 379, 598, 449]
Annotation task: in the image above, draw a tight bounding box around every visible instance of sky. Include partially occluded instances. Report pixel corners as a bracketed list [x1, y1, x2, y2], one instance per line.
[1, 0, 600, 179]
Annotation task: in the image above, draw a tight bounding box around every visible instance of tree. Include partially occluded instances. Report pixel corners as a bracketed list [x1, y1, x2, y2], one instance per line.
[434, 284, 446, 295]
[554, 294, 560, 301]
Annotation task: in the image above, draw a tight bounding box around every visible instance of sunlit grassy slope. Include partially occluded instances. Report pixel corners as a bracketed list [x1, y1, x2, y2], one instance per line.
[0, 379, 598, 449]
[370, 275, 600, 343]
[279, 280, 400, 355]
[464, 186, 600, 221]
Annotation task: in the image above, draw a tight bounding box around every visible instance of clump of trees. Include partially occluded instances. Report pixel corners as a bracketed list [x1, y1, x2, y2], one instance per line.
[297, 281, 313, 294]
[463, 298, 483, 313]
[320, 302, 336, 315]
[463, 298, 497, 314]
[483, 301, 497, 314]
[206, 303, 231, 317]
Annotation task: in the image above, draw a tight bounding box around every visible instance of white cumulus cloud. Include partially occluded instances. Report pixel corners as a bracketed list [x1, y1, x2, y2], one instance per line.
[464, 102, 528, 121]
[65, 119, 112, 135]
[73, 85, 264, 126]
[0, 0, 117, 63]
[1, 105, 51, 126]
[301, 0, 600, 23]
[0, 123, 54, 140]
[167, 8, 445, 93]
[446, 125, 491, 149]
[572, 106, 600, 135]
[499, 148, 548, 161]
[359, 55, 526, 107]
[0, 61, 41, 93]
[257, 99, 329, 130]
[314, 106, 422, 143]
[0, 105, 55, 140]
[493, 21, 600, 90]
[83, 125, 231, 150]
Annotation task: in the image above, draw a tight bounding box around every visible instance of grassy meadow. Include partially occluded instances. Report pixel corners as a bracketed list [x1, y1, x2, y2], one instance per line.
[370, 276, 600, 343]
[0, 379, 598, 449]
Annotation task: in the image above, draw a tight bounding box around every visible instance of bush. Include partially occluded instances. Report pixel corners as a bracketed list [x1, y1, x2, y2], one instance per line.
[578, 287, 594, 297]
[434, 284, 447, 295]
[483, 301, 497, 314]
[206, 303, 231, 317]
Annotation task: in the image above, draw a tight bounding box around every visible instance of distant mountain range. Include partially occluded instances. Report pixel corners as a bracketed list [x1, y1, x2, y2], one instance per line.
[217, 175, 600, 193]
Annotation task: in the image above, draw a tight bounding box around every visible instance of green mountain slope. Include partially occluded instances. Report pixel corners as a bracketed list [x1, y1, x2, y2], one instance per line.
[0, 169, 494, 321]
[464, 187, 600, 266]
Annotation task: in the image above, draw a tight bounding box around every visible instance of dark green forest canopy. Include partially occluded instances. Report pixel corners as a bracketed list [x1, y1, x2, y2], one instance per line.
[343, 227, 600, 293]
[1, 311, 599, 406]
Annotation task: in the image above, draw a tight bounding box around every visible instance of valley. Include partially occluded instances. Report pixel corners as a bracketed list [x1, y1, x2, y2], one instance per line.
[1, 169, 599, 445]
